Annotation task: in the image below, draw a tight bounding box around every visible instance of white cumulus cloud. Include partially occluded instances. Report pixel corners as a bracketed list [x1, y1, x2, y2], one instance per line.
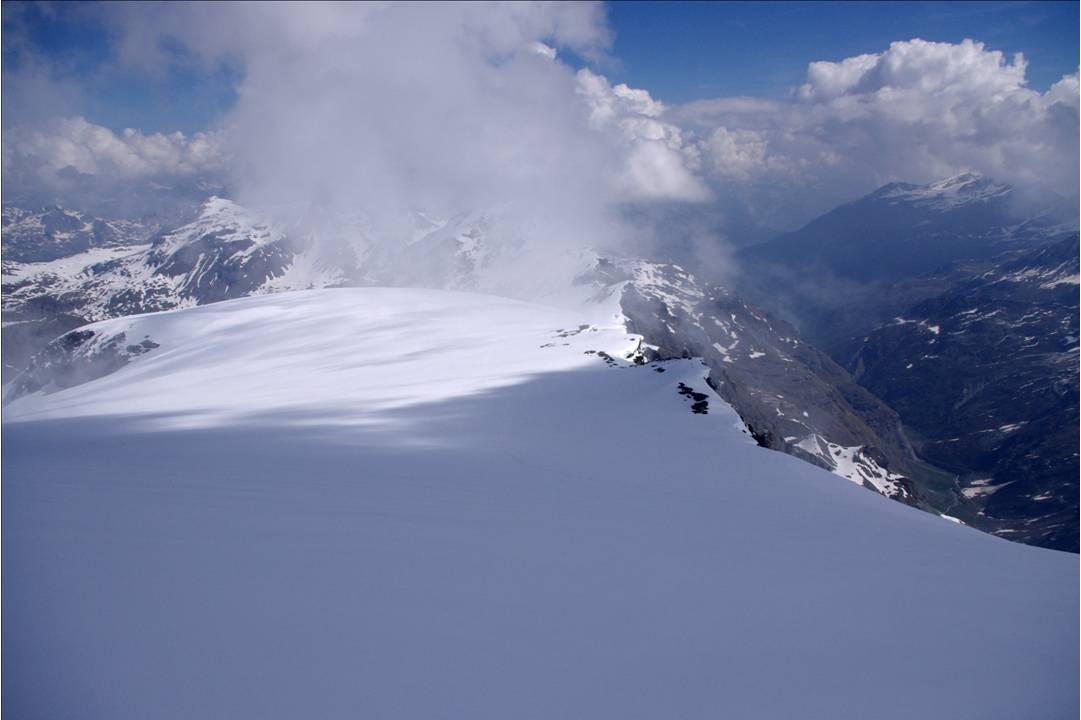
[576, 68, 710, 201]
[677, 38, 1079, 229]
[84, 1, 712, 268]
[2, 116, 225, 188]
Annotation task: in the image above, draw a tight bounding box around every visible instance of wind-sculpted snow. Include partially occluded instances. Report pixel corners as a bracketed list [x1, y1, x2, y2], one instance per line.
[3, 288, 1076, 719]
[3, 288, 643, 427]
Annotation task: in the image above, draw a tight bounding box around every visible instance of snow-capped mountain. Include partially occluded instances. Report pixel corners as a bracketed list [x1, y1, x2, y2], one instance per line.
[3, 287, 1076, 719]
[3, 186, 1075, 549]
[875, 172, 1012, 210]
[2, 198, 294, 324]
[1, 205, 147, 264]
[1, 199, 559, 381]
[728, 174, 1079, 552]
[1, 199, 541, 329]
[848, 236, 1080, 550]
[5, 245, 927, 506]
[2, 205, 157, 376]
[1, 196, 934, 509]
[740, 172, 1076, 286]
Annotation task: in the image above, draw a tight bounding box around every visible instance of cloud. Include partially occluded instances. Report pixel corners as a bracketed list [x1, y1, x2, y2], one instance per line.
[677, 38, 1080, 229]
[704, 127, 768, 179]
[125, 1, 708, 214]
[576, 68, 710, 201]
[528, 41, 558, 60]
[1046, 72, 1080, 111]
[797, 53, 881, 102]
[4, 14, 1077, 278]
[2, 116, 225, 190]
[54, 0, 708, 300]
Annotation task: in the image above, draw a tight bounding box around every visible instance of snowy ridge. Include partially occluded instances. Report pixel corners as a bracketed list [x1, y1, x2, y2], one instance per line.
[3, 287, 1076, 719]
[4, 192, 1074, 551]
[150, 197, 279, 258]
[994, 260, 1080, 288]
[626, 260, 794, 365]
[4, 288, 647, 426]
[878, 172, 1012, 210]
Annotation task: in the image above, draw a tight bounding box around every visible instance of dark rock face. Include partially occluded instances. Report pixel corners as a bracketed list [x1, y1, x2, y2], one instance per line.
[608, 260, 930, 503]
[849, 237, 1080, 551]
[1, 309, 87, 380]
[4, 329, 133, 402]
[2, 322, 166, 404]
[677, 383, 710, 414]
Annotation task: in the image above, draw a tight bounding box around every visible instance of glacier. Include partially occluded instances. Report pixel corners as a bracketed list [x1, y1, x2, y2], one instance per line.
[2, 287, 1077, 719]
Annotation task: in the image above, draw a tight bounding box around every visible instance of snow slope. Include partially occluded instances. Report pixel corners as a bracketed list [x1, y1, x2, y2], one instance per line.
[0, 244, 151, 287]
[3, 288, 1077, 719]
[878, 172, 1013, 211]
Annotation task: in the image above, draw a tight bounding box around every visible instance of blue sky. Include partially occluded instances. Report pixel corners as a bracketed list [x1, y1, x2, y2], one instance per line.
[2, 0, 1078, 134]
[606, 1, 1080, 103]
[1, 1, 240, 132]
[3, 2, 1077, 228]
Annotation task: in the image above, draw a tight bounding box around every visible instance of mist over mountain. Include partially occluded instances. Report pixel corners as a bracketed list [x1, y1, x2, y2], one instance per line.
[5, 171, 1076, 551]
[5, 4, 1079, 277]
[3, 0, 1078, 549]
[3, 2, 1078, 717]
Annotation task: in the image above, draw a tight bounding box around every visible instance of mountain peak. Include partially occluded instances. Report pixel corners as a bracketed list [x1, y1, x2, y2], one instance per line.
[926, 171, 1001, 193]
[199, 195, 247, 217]
[875, 172, 1011, 210]
[936, 170, 984, 185]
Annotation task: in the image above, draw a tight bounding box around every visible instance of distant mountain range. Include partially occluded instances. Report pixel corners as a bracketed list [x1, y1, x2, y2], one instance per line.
[741, 172, 1074, 282]
[734, 173, 1079, 550]
[3, 173, 1077, 550]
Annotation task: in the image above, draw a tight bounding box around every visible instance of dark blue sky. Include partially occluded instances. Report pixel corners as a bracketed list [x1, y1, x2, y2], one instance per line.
[605, 1, 1080, 103]
[3, 0, 1078, 133]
